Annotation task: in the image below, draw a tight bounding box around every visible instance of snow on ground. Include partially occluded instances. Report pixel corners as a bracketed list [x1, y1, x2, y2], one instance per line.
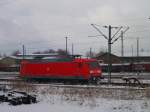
[0, 85, 150, 112]
[0, 97, 150, 112]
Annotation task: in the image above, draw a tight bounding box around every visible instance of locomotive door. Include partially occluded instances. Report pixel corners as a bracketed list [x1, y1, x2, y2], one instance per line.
[75, 62, 84, 79]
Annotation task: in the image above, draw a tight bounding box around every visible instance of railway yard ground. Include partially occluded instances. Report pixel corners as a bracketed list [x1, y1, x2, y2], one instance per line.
[0, 72, 150, 112]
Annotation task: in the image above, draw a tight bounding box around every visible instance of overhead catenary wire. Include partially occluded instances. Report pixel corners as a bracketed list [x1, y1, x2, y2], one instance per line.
[90, 24, 125, 84]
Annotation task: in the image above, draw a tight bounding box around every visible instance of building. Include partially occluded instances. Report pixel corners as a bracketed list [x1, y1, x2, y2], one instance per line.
[95, 52, 121, 64]
[120, 56, 150, 63]
[96, 52, 150, 64]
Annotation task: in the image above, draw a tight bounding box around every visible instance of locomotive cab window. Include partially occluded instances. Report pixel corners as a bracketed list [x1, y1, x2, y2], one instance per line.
[88, 61, 99, 69]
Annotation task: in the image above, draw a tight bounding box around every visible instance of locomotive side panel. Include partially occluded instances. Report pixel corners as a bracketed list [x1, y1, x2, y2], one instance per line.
[20, 61, 90, 80]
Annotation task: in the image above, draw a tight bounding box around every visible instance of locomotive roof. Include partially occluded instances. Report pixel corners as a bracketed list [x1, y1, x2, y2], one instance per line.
[73, 58, 97, 62]
[17, 54, 81, 59]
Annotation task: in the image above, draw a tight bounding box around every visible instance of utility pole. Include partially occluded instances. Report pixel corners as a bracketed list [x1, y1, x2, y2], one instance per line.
[121, 31, 124, 72]
[72, 43, 74, 56]
[137, 38, 139, 58]
[121, 31, 124, 57]
[90, 47, 92, 58]
[120, 27, 129, 72]
[131, 45, 134, 57]
[120, 27, 129, 57]
[65, 37, 68, 54]
[91, 24, 123, 84]
[22, 44, 25, 59]
[108, 25, 112, 83]
[136, 37, 140, 75]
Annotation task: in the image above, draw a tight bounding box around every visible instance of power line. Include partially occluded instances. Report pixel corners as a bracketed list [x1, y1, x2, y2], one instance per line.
[127, 29, 150, 34]
[124, 36, 150, 39]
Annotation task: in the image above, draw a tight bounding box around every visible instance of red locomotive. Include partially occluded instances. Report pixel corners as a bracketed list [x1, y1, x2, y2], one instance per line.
[20, 55, 102, 83]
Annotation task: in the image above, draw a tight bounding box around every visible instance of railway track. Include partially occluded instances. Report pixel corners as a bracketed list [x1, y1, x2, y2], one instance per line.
[0, 77, 149, 89]
[0, 82, 147, 91]
[0, 78, 21, 82]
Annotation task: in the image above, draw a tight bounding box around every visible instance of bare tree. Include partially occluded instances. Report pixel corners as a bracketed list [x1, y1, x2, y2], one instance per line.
[33, 49, 56, 54]
[32, 51, 42, 54]
[57, 49, 69, 55]
[11, 50, 21, 56]
[43, 49, 56, 54]
[86, 51, 96, 58]
[95, 48, 106, 57]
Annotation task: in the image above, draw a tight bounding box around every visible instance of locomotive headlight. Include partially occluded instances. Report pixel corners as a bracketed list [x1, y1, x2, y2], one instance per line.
[90, 70, 94, 73]
[97, 70, 101, 73]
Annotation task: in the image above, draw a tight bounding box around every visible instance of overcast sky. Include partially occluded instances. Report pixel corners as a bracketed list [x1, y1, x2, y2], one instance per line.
[0, 0, 150, 56]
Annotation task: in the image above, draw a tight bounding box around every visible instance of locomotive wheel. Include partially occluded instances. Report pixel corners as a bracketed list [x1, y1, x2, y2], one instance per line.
[88, 78, 94, 85]
[95, 77, 101, 85]
[88, 77, 101, 85]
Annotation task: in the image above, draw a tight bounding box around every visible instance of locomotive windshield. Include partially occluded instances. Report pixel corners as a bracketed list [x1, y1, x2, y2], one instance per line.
[88, 61, 100, 69]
